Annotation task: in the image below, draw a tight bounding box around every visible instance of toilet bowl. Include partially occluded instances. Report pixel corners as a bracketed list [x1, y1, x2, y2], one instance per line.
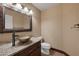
[41, 42, 51, 55]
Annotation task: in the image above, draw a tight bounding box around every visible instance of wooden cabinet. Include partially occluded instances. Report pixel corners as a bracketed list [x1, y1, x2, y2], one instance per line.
[13, 41, 41, 56]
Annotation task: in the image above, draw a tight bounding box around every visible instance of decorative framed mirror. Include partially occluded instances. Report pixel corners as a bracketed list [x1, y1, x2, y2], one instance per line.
[0, 3, 33, 33]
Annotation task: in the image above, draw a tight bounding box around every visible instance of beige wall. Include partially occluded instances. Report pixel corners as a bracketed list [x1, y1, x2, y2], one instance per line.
[0, 3, 41, 42]
[62, 4, 79, 56]
[41, 3, 79, 55]
[41, 4, 63, 50]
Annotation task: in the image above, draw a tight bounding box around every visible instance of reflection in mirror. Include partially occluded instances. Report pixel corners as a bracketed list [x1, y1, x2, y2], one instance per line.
[4, 7, 32, 32]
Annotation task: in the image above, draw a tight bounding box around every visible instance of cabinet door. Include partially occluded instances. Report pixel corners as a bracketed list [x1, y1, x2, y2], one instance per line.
[29, 48, 41, 56]
[13, 41, 41, 56]
[0, 6, 3, 33]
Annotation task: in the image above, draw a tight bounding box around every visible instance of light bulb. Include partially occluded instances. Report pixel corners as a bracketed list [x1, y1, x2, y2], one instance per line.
[14, 3, 22, 9]
[2, 3, 33, 15]
[24, 7, 29, 13]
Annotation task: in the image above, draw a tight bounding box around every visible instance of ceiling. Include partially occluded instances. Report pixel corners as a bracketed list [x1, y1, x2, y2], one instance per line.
[32, 3, 59, 11]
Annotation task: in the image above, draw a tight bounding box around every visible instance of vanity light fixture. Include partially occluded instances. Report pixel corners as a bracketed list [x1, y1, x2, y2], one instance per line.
[24, 7, 29, 13]
[15, 3, 22, 9]
[13, 3, 22, 12]
[22, 7, 29, 14]
[2, 3, 33, 15]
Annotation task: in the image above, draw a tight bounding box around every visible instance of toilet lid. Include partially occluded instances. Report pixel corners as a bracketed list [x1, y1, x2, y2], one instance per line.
[41, 43, 51, 48]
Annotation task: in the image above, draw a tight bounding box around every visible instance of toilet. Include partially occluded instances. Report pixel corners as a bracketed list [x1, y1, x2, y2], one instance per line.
[41, 42, 51, 55]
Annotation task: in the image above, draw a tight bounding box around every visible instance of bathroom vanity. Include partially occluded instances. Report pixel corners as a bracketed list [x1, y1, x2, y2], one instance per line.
[0, 37, 41, 56]
[13, 41, 41, 56]
[0, 4, 41, 56]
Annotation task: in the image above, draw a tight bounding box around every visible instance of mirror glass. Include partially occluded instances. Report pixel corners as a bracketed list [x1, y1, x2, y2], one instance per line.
[4, 7, 32, 32]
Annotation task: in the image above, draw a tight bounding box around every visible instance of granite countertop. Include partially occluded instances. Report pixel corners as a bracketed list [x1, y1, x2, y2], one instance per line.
[0, 37, 42, 56]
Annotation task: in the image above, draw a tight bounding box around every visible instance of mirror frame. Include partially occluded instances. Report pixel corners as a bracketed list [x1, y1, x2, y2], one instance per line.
[2, 6, 32, 33]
